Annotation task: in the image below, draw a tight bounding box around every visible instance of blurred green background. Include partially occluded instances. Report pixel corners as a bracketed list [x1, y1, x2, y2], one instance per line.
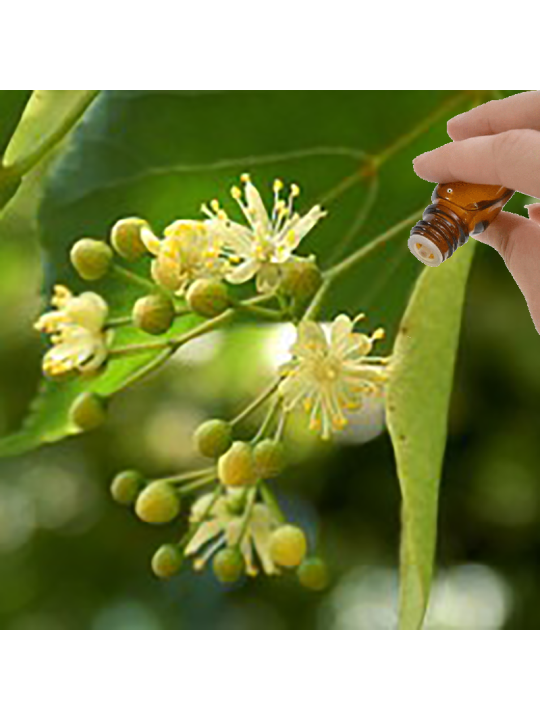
[0, 90, 536, 630]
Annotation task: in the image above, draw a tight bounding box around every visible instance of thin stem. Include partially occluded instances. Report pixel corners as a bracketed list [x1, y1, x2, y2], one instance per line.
[110, 292, 276, 358]
[302, 279, 331, 321]
[106, 316, 133, 328]
[178, 475, 217, 495]
[231, 378, 281, 428]
[8, 91, 100, 176]
[325, 206, 427, 283]
[111, 347, 174, 393]
[162, 467, 217, 485]
[111, 264, 156, 293]
[252, 394, 282, 443]
[274, 409, 287, 442]
[231, 299, 283, 320]
[234, 487, 258, 548]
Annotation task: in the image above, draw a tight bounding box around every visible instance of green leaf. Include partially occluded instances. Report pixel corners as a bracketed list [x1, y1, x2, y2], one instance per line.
[0, 90, 32, 157]
[386, 240, 476, 630]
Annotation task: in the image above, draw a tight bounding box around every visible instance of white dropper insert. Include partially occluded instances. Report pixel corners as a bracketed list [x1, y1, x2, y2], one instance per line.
[408, 234, 444, 267]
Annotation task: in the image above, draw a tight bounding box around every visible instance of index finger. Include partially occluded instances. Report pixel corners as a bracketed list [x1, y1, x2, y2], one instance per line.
[448, 91, 540, 141]
[413, 129, 540, 198]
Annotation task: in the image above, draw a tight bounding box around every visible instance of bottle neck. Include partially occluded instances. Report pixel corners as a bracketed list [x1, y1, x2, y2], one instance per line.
[410, 204, 469, 261]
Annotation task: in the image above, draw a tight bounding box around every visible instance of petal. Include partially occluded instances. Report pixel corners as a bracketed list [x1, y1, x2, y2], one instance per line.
[330, 314, 355, 356]
[250, 505, 279, 575]
[151, 257, 182, 292]
[226, 258, 260, 285]
[184, 519, 224, 556]
[216, 221, 254, 255]
[293, 205, 326, 241]
[245, 181, 271, 234]
[68, 292, 108, 332]
[274, 205, 326, 252]
[140, 226, 162, 255]
[294, 320, 327, 356]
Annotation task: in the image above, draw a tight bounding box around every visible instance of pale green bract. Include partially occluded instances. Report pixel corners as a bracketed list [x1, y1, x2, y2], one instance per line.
[387, 240, 476, 630]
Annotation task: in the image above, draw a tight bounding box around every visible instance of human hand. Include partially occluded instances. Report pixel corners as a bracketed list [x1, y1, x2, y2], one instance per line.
[413, 91, 540, 332]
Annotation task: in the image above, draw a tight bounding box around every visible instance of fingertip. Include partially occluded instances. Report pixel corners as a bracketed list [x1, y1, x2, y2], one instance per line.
[447, 114, 466, 139]
[412, 152, 432, 179]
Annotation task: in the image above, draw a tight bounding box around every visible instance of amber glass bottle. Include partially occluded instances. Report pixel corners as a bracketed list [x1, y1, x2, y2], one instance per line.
[408, 182, 515, 266]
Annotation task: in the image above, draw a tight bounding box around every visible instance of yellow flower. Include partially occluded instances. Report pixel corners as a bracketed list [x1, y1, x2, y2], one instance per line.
[141, 220, 226, 295]
[279, 314, 388, 439]
[184, 490, 280, 576]
[34, 285, 110, 377]
[202, 174, 326, 293]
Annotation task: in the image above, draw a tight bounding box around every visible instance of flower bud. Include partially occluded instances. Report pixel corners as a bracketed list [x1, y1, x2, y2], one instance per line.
[132, 294, 175, 335]
[135, 481, 181, 524]
[186, 279, 230, 318]
[217, 441, 258, 487]
[110, 470, 143, 506]
[194, 419, 232, 459]
[70, 239, 113, 281]
[280, 256, 322, 304]
[253, 439, 286, 479]
[110, 217, 149, 261]
[151, 544, 183, 579]
[225, 489, 246, 515]
[269, 524, 307, 568]
[69, 391, 107, 431]
[212, 547, 245, 583]
[297, 557, 329, 591]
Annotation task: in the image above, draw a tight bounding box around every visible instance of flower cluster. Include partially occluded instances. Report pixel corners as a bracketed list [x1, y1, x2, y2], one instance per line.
[34, 172, 390, 589]
[35, 174, 326, 379]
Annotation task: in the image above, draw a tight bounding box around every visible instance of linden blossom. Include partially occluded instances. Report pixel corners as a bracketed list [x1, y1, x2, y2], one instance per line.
[34, 285, 111, 377]
[201, 173, 326, 294]
[184, 488, 281, 576]
[140, 219, 227, 295]
[278, 314, 389, 440]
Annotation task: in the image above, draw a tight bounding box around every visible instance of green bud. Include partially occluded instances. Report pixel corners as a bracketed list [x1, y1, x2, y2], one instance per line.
[269, 524, 307, 568]
[253, 439, 286, 479]
[194, 419, 233, 459]
[297, 557, 329, 591]
[135, 481, 181, 524]
[280, 256, 322, 304]
[110, 217, 149, 261]
[110, 470, 143, 506]
[186, 279, 230, 318]
[151, 544, 183, 579]
[132, 294, 175, 335]
[70, 239, 113, 281]
[212, 547, 245, 583]
[69, 391, 107, 431]
[217, 441, 258, 487]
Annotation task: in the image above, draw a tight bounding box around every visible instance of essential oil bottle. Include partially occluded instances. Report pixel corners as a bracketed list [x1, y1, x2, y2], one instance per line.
[408, 182, 515, 267]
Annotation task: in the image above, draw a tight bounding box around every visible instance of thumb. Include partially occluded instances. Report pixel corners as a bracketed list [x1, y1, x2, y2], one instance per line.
[472, 211, 540, 333]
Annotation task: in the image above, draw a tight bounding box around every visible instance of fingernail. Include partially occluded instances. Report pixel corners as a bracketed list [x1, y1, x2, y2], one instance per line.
[524, 204, 540, 209]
